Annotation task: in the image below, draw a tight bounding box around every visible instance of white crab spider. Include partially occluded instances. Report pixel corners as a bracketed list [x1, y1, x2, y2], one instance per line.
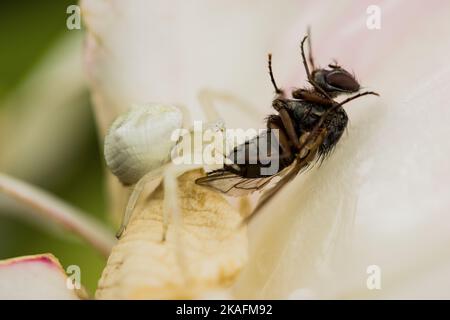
[104, 92, 242, 240]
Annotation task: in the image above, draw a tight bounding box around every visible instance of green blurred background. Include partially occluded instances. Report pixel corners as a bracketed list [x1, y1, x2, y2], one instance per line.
[0, 1, 109, 294]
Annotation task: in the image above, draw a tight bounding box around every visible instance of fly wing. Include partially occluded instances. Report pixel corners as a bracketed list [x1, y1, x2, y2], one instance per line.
[195, 129, 283, 196]
[195, 169, 276, 197]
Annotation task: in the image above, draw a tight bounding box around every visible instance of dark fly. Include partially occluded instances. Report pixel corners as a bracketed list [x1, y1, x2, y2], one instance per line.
[195, 30, 379, 219]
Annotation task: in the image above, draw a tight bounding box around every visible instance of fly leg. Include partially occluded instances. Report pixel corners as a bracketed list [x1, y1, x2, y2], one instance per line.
[300, 36, 333, 100]
[267, 54, 302, 151]
[272, 99, 302, 151]
[266, 114, 295, 163]
[267, 53, 284, 96]
[291, 89, 333, 106]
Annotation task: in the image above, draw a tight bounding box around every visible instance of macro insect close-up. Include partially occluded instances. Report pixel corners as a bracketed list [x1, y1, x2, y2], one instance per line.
[0, 0, 450, 304]
[196, 33, 378, 219]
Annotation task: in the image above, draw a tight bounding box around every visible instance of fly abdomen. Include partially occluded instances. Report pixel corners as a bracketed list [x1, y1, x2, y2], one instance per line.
[225, 129, 291, 178]
[319, 107, 348, 157]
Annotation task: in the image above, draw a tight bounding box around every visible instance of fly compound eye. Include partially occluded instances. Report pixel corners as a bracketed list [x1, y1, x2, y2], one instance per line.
[325, 69, 360, 93]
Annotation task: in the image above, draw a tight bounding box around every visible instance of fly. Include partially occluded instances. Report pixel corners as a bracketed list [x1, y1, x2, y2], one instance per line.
[195, 30, 379, 221]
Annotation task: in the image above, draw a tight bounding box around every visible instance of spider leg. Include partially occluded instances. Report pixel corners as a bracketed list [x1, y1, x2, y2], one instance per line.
[161, 163, 205, 282]
[198, 88, 263, 123]
[116, 168, 164, 238]
[161, 163, 205, 241]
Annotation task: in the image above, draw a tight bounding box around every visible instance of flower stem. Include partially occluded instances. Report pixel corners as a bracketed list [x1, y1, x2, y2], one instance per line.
[0, 173, 115, 257]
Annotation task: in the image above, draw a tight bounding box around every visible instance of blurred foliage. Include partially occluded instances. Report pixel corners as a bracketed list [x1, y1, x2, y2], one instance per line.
[0, 1, 108, 295]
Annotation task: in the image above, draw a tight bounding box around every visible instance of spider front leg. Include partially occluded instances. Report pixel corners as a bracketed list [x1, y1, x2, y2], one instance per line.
[116, 168, 164, 238]
[161, 163, 206, 241]
[198, 88, 263, 124]
[161, 163, 207, 282]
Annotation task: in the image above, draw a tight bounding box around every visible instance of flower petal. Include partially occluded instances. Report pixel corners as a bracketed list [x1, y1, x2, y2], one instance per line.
[0, 254, 86, 300]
